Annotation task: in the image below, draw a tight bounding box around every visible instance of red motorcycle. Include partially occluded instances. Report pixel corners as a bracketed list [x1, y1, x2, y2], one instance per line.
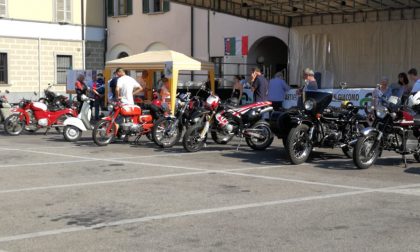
[92, 96, 165, 146]
[4, 98, 78, 136]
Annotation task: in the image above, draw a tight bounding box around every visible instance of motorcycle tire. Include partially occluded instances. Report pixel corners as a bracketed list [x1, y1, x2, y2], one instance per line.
[211, 129, 234, 145]
[63, 125, 82, 142]
[183, 123, 206, 152]
[92, 120, 116, 146]
[352, 133, 380, 169]
[4, 114, 25, 136]
[286, 124, 312, 165]
[245, 120, 274, 151]
[152, 117, 182, 148]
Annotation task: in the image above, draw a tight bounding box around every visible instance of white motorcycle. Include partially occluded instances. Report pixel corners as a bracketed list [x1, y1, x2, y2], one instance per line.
[62, 95, 94, 142]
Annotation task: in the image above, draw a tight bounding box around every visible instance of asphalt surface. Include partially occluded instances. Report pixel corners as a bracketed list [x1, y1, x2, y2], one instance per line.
[0, 129, 420, 252]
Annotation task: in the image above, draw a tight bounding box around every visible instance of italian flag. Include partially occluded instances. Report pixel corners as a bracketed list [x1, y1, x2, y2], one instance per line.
[224, 36, 248, 56]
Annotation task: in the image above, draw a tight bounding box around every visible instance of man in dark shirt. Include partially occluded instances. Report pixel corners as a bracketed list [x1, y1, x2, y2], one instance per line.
[251, 68, 269, 102]
[108, 71, 119, 101]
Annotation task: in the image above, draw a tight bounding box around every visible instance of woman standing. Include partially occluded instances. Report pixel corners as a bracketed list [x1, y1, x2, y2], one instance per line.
[396, 72, 410, 103]
[75, 74, 87, 113]
[231, 75, 243, 104]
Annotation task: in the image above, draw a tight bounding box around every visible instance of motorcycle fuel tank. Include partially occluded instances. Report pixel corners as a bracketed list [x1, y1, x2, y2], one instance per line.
[121, 105, 142, 116]
[139, 114, 153, 123]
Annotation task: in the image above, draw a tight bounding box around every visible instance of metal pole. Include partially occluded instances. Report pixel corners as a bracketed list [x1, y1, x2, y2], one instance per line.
[38, 37, 41, 97]
[81, 0, 85, 70]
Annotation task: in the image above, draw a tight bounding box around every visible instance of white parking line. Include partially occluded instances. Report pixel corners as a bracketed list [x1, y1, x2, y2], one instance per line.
[0, 160, 97, 168]
[1, 182, 419, 244]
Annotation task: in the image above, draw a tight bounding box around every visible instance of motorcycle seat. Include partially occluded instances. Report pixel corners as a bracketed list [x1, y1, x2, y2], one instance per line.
[414, 114, 420, 126]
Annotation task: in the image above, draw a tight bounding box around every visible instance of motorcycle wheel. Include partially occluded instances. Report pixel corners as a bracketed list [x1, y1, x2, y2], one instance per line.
[352, 133, 380, 169]
[4, 114, 25, 136]
[286, 124, 312, 165]
[152, 117, 182, 148]
[92, 120, 116, 146]
[63, 125, 82, 142]
[211, 128, 234, 144]
[183, 123, 206, 152]
[245, 121, 274, 151]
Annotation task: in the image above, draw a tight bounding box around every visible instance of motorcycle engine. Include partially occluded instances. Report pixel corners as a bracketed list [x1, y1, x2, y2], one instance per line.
[120, 118, 141, 133]
[322, 122, 342, 146]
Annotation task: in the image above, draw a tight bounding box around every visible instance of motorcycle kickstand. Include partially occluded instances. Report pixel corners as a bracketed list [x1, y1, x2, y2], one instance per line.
[236, 137, 243, 151]
[403, 154, 407, 168]
[44, 127, 51, 135]
[133, 135, 141, 145]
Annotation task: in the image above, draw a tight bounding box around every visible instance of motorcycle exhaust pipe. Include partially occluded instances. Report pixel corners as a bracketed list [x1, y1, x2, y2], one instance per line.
[348, 139, 357, 146]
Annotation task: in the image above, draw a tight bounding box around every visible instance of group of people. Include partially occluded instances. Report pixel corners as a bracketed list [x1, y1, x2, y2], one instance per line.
[373, 68, 420, 106]
[75, 73, 105, 120]
[231, 68, 291, 111]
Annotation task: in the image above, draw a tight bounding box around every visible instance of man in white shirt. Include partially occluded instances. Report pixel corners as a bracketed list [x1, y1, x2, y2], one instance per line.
[115, 67, 143, 105]
[409, 68, 420, 93]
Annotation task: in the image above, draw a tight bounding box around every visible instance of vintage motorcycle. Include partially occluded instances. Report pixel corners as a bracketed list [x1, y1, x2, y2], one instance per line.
[182, 90, 274, 152]
[270, 90, 368, 165]
[151, 87, 207, 148]
[4, 93, 78, 136]
[92, 99, 165, 146]
[353, 95, 420, 169]
[0, 90, 12, 123]
[39, 84, 72, 110]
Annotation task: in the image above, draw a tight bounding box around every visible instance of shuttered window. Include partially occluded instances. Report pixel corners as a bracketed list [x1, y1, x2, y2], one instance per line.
[143, 0, 170, 14]
[56, 0, 72, 23]
[56, 55, 72, 84]
[0, 0, 6, 17]
[108, 0, 133, 17]
[0, 53, 7, 84]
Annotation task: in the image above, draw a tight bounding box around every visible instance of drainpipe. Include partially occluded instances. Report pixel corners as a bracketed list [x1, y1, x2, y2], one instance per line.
[38, 37, 41, 97]
[207, 9, 210, 59]
[104, 0, 108, 66]
[191, 6, 194, 81]
[81, 0, 85, 70]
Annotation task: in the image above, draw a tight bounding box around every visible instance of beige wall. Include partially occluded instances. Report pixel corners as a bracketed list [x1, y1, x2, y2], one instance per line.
[7, 0, 104, 27]
[0, 37, 83, 94]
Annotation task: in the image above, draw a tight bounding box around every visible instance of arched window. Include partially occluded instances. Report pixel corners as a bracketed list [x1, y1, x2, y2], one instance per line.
[117, 52, 129, 59]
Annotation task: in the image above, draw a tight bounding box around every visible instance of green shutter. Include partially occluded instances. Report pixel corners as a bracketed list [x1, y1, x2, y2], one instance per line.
[107, 0, 114, 16]
[127, 0, 133, 15]
[143, 0, 149, 13]
[163, 0, 170, 12]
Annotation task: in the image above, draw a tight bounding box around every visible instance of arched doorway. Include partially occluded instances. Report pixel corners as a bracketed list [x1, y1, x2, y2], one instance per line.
[247, 37, 288, 80]
[117, 51, 129, 59]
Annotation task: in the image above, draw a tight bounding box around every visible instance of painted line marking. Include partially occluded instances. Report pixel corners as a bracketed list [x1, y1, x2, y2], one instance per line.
[1, 182, 420, 243]
[0, 160, 97, 168]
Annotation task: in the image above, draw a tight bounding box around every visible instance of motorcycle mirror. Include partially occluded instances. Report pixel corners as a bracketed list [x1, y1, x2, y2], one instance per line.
[339, 82, 347, 89]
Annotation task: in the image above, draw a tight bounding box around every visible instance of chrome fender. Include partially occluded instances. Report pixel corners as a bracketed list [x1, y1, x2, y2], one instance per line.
[360, 127, 383, 140]
[63, 117, 87, 131]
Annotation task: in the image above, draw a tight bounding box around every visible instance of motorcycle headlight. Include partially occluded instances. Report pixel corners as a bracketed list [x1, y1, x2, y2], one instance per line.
[304, 100, 314, 111]
[376, 108, 388, 119]
[19, 101, 24, 108]
[107, 104, 114, 111]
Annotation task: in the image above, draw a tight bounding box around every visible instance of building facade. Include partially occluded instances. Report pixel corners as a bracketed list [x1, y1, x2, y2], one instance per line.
[106, 0, 290, 87]
[0, 0, 105, 101]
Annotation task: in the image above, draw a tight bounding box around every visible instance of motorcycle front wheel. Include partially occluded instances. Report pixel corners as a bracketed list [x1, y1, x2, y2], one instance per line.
[63, 125, 82, 142]
[245, 120, 274, 150]
[92, 120, 116, 146]
[286, 124, 312, 165]
[353, 133, 380, 169]
[183, 123, 206, 152]
[4, 114, 25, 136]
[152, 117, 182, 148]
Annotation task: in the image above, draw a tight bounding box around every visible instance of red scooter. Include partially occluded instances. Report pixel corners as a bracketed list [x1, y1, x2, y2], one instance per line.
[4, 97, 78, 136]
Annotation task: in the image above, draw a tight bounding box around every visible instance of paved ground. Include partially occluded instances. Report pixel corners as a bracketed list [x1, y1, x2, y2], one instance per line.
[0, 129, 420, 252]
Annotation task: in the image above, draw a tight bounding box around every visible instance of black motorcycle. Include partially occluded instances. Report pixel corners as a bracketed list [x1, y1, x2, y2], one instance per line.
[39, 84, 71, 110]
[270, 91, 368, 164]
[151, 87, 208, 148]
[353, 95, 420, 169]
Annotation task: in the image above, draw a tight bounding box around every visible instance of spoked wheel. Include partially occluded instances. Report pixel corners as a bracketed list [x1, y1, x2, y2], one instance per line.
[286, 124, 312, 165]
[211, 128, 234, 145]
[183, 123, 206, 152]
[92, 120, 116, 146]
[152, 117, 182, 148]
[4, 114, 25, 136]
[245, 121, 274, 150]
[63, 125, 82, 142]
[353, 133, 380, 169]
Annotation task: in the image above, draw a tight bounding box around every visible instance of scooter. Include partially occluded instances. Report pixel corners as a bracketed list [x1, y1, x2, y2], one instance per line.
[62, 94, 94, 142]
[0, 90, 12, 123]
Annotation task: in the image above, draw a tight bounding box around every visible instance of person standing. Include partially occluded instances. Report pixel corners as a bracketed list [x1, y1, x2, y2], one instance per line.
[231, 75, 243, 103]
[297, 68, 318, 107]
[251, 68, 269, 102]
[115, 68, 143, 105]
[267, 72, 290, 111]
[409, 68, 420, 93]
[90, 73, 105, 120]
[373, 76, 392, 107]
[394, 72, 410, 103]
[108, 71, 119, 102]
[75, 74, 87, 113]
